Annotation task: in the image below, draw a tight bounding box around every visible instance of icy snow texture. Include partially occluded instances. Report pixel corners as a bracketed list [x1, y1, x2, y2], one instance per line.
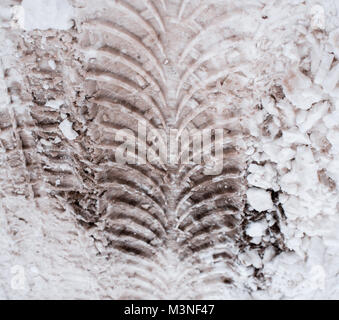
[245, 0, 339, 299]
[0, 0, 339, 299]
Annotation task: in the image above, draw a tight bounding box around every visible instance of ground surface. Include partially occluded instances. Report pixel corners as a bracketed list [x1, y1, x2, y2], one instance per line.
[0, 0, 339, 299]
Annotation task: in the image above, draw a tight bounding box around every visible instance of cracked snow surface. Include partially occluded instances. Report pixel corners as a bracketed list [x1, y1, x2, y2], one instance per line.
[1, 0, 339, 299]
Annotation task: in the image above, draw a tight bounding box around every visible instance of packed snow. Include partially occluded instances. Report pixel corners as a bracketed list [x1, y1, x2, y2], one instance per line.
[0, 0, 339, 300]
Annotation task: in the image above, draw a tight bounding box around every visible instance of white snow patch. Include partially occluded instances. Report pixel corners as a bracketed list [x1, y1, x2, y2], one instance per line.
[21, 0, 74, 31]
[11, 6, 25, 29]
[247, 163, 279, 191]
[59, 119, 78, 140]
[246, 220, 268, 238]
[246, 188, 273, 212]
[310, 5, 326, 30]
[282, 67, 322, 110]
[329, 28, 339, 58]
[48, 60, 56, 70]
[45, 99, 63, 110]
